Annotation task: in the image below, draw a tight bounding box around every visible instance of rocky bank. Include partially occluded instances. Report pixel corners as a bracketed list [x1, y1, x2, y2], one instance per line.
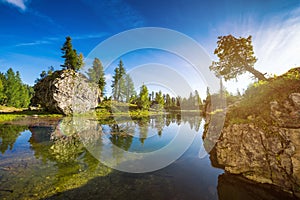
[204, 68, 300, 197]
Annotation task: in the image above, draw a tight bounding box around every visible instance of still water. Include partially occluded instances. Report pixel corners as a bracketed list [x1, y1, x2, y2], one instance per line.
[0, 114, 294, 200]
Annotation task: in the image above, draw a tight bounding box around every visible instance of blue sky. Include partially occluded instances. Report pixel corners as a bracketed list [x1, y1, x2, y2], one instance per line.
[1, 0, 300, 96]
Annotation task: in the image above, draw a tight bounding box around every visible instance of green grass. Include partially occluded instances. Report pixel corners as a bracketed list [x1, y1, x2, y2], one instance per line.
[0, 114, 22, 122]
[226, 67, 300, 127]
[0, 108, 63, 123]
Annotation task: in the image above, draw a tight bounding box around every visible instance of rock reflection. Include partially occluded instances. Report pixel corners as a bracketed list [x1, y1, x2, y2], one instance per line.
[217, 173, 296, 200]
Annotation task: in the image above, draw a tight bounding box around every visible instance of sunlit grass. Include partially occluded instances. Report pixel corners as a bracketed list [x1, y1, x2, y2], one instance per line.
[0, 106, 63, 123]
[0, 114, 22, 122]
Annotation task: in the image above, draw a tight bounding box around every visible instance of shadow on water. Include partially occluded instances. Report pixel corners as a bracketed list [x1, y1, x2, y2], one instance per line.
[217, 173, 296, 200]
[0, 113, 296, 199]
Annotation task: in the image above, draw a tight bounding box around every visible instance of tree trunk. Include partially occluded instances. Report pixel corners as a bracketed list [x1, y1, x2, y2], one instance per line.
[245, 65, 267, 81]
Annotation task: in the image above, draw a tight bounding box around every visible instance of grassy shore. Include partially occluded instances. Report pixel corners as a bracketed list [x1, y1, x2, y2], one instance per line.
[0, 100, 202, 123]
[0, 106, 63, 123]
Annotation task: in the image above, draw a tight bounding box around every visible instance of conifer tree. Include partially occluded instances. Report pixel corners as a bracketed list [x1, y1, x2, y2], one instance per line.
[124, 74, 136, 103]
[155, 91, 164, 110]
[2, 68, 31, 108]
[138, 84, 150, 110]
[61, 36, 84, 71]
[111, 60, 134, 102]
[87, 58, 106, 96]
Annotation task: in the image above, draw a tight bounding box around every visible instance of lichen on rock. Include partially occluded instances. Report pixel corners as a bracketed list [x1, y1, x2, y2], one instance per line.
[31, 69, 101, 115]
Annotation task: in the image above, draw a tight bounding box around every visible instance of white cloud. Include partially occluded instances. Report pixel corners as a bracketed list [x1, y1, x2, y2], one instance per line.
[253, 8, 300, 76]
[72, 33, 108, 40]
[15, 40, 50, 47]
[3, 0, 27, 11]
[210, 7, 300, 94]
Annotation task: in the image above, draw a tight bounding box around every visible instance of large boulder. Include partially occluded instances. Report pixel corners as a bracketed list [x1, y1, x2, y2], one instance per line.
[32, 70, 100, 115]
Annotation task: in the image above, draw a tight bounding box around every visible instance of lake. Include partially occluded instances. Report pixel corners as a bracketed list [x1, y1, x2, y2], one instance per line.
[0, 114, 294, 200]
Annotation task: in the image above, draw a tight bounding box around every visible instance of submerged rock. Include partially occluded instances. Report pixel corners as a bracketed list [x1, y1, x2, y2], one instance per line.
[31, 70, 101, 115]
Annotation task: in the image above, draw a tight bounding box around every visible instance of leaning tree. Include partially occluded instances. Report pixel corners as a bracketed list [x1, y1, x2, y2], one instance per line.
[210, 35, 267, 81]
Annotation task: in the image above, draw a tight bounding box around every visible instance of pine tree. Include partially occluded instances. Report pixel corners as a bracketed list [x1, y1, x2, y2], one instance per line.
[194, 90, 203, 110]
[111, 60, 131, 102]
[111, 67, 120, 100]
[138, 84, 150, 110]
[61, 36, 83, 71]
[155, 91, 164, 110]
[1, 68, 31, 108]
[87, 58, 106, 96]
[176, 96, 181, 107]
[0, 74, 5, 104]
[124, 74, 136, 103]
[117, 60, 126, 101]
[4, 68, 20, 107]
[210, 35, 266, 81]
[165, 93, 171, 109]
[35, 66, 55, 83]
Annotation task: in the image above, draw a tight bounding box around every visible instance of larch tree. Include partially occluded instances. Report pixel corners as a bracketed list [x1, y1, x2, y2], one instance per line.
[111, 60, 126, 101]
[111, 60, 135, 102]
[210, 35, 267, 81]
[87, 58, 106, 96]
[124, 74, 136, 103]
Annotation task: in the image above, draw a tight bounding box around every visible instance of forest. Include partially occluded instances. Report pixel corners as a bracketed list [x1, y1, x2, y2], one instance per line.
[0, 36, 204, 113]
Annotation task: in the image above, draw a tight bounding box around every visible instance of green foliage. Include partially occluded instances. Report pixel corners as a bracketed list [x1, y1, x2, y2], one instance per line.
[138, 84, 150, 110]
[111, 60, 136, 102]
[227, 67, 300, 125]
[0, 74, 6, 103]
[0, 68, 32, 108]
[0, 114, 21, 122]
[210, 35, 266, 81]
[87, 58, 106, 96]
[181, 91, 203, 110]
[165, 93, 171, 108]
[35, 66, 54, 83]
[124, 74, 136, 103]
[61, 36, 84, 71]
[154, 91, 164, 110]
[0, 124, 27, 154]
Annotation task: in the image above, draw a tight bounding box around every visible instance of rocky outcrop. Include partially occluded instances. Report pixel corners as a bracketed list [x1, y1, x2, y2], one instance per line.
[270, 93, 300, 128]
[32, 70, 101, 115]
[208, 93, 300, 197]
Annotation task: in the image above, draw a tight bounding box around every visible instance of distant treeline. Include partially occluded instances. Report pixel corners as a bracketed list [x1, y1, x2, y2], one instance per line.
[0, 68, 33, 108]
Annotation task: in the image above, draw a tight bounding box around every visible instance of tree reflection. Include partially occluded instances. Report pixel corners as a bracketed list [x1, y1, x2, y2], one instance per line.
[0, 124, 27, 154]
[153, 115, 164, 136]
[137, 116, 150, 144]
[27, 114, 203, 166]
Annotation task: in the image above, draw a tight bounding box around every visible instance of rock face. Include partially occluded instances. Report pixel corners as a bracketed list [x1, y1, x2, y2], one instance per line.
[32, 70, 100, 115]
[208, 93, 300, 196]
[270, 93, 300, 128]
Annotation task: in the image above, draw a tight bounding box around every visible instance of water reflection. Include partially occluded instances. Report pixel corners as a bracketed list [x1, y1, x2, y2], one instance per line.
[0, 113, 294, 199]
[217, 173, 295, 200]
[0, 124, 27, 154]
